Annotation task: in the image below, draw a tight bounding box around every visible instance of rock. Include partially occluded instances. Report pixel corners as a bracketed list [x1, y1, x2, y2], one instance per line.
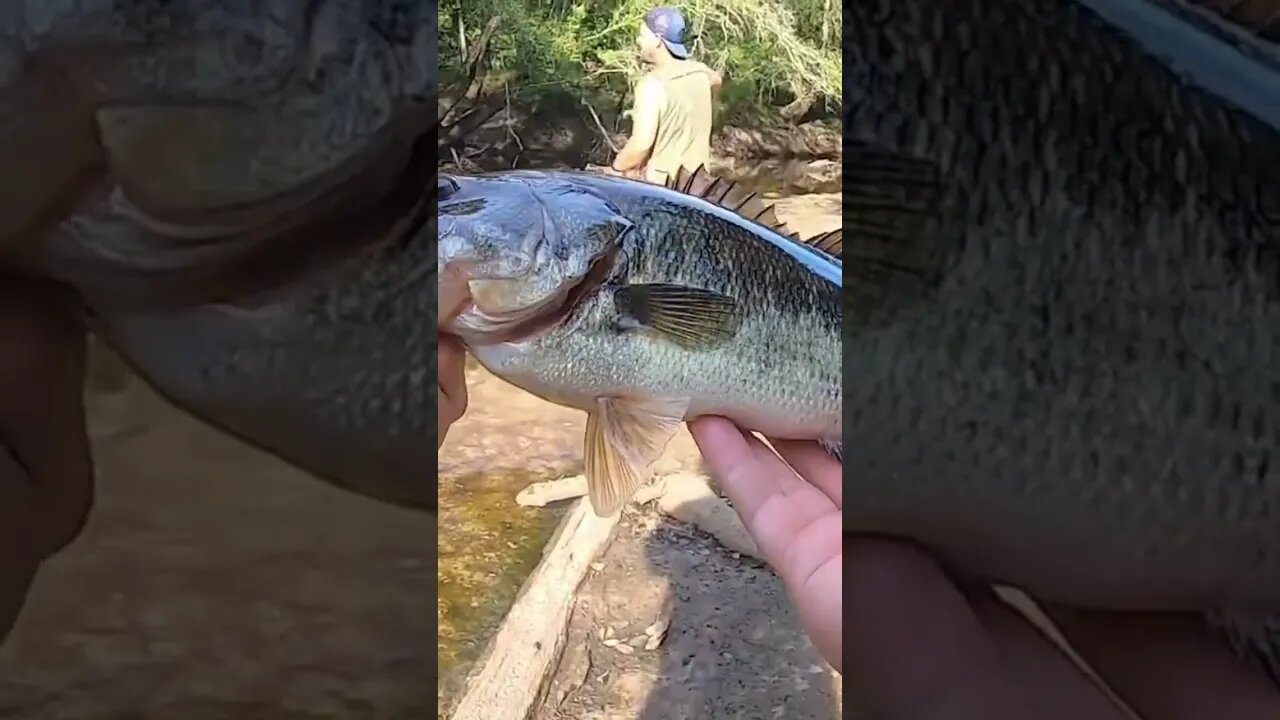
[654, 474, 762, 561]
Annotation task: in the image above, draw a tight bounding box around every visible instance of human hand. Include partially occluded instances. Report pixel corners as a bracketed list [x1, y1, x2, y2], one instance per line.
[688, 416, 842, 671]
[691, 417, 1280, 720]
[437, 335, 468, 449]
[0, 276, 94, 643]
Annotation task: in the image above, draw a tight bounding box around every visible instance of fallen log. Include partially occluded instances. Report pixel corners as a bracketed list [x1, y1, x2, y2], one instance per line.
[450, 497, 622, 720]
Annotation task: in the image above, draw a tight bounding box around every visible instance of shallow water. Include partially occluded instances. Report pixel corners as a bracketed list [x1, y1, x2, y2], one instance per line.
[436, 469, 566, 716]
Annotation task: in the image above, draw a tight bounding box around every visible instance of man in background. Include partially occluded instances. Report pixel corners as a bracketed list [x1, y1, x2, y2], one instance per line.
[610, 7, 722, 185]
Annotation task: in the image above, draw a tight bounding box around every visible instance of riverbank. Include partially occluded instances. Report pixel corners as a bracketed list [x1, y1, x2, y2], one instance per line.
[440, 88, 840, 189]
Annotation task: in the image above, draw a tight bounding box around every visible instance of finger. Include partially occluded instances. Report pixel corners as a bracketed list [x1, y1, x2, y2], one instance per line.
[691, 417, 844, 671]
[689, 417, 834, 543]
[437, 337, 468, 448]
[0, 550, 36, 646]
[843, 538, 1033, 719]
[689, 416, 805, 509]
[0, 278, 92, 564]
[967, 592, 1140, 720]
[439, 337, 467, 392]
[1051, 609, 1280, 719]
[438, 271, 471, 325]
[0, 67, 103, 251]
[769, 438, 842, 508]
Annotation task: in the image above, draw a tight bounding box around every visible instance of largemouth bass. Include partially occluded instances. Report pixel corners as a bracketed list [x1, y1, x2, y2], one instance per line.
[1, 0, 440, 513]
[843, 0, 1280, 682]
[438, 168, 843, 516]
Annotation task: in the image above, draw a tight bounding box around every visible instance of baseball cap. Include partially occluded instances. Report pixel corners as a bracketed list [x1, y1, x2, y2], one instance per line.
[644, 7, 693, 59]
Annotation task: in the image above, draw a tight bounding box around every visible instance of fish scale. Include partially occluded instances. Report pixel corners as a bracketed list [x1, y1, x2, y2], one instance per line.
[843, 0, 1280, 686]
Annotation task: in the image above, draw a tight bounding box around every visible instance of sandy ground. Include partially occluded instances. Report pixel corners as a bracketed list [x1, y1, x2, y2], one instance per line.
[439, 194, 843, 719]
[0, 350, 434, 720]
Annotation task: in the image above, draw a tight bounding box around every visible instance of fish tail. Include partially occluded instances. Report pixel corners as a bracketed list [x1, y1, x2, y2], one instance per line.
[1208, 608, 1280, 690]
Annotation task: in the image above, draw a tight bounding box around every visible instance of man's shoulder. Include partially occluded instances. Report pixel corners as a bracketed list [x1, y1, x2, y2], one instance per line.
[648, 60, 713, 79]
[636, 73, 667, 96]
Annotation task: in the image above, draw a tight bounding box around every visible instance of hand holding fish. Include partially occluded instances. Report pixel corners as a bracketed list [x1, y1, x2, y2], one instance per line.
[690, 415, 1280, 718]
[0, 277, 93, 643]
[689, 416, 842, 672]
[829, 545, 1280, 720]
[438, 336, 468, 449]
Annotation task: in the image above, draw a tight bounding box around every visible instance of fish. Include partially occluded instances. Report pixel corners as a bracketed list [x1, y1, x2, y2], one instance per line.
[0, 0, 441, 514]
[438, 166, 843, 516]
[842, 0, 1280, 685]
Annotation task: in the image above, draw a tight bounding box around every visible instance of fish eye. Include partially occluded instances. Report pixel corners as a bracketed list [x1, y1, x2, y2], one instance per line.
[438, 175, 460, 201]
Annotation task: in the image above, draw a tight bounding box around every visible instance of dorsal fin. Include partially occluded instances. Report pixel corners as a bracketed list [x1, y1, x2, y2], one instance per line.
[807, 229, 843, 257]
[665, 165, 842, 260]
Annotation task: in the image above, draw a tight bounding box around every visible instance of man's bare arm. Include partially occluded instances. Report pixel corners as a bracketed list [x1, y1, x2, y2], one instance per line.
[709, 68, 723, 96]
[612, 78, 664, 172]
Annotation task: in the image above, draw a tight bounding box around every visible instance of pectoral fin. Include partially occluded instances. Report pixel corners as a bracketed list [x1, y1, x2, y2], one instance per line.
[843, 139, 965, 328]
[613, 283, 741, 349]
[583, 396, 689, 516]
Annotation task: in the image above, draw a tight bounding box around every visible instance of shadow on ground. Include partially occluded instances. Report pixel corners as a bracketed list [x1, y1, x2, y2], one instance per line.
[534, 503, 840, 720]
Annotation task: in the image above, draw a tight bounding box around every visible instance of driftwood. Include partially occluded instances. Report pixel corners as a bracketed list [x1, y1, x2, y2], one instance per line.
[449, 497, 621, 720]
[515, 474, 589, 507]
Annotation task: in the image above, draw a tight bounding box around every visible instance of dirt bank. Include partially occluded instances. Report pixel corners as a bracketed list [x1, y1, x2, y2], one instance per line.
[533, 507, 841, 720]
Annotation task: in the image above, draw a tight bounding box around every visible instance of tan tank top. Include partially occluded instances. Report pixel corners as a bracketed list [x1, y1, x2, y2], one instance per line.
[641, 61, 714, 185]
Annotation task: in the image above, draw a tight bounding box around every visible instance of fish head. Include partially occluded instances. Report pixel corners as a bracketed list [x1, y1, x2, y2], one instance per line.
[438, 172, 633, 337]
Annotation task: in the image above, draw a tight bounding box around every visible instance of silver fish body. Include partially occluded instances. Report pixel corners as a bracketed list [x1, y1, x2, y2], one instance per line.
[439, 170, 842, 514]
[843, 0, 1280, 678]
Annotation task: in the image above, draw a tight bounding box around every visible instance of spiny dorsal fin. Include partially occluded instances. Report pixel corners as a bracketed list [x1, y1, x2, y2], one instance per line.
[808, 229, 842, 257]
[666, 164, 841, 259]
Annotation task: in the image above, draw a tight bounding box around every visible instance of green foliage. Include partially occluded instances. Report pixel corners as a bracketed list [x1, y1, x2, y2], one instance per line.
[439, 0, 840, 126]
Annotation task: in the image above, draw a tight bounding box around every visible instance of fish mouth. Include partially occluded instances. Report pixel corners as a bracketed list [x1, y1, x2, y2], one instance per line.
[175, 124, 440, 303]
[41, 122, 439, 311]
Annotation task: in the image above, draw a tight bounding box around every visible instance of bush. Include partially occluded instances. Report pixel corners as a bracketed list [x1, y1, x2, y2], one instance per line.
[439, 0, 839, 127]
